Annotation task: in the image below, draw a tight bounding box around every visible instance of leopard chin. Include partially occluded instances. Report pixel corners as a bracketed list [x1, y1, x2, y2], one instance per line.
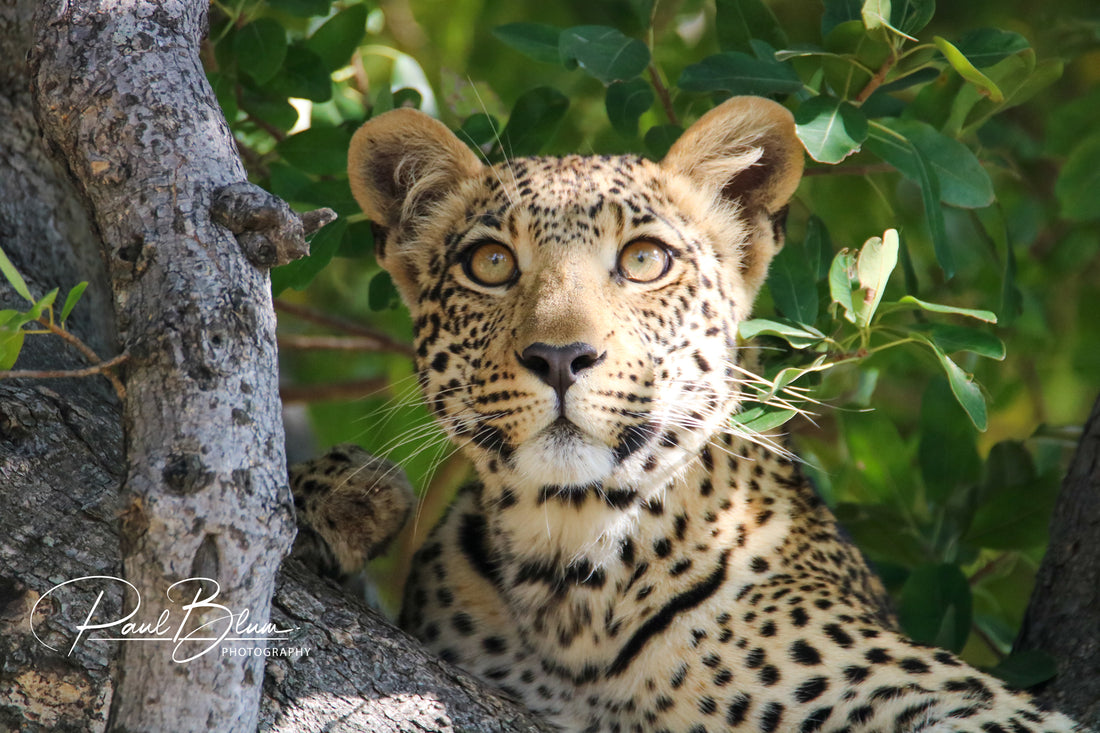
[511, 418, 615, 489]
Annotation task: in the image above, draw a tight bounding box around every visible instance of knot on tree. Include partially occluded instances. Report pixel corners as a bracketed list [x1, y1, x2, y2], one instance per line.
[211, 182, 336, 269]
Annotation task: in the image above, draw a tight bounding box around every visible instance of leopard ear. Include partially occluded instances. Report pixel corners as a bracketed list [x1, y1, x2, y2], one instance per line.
[661, 96, 804, 299]
[347, 108, 484, 229]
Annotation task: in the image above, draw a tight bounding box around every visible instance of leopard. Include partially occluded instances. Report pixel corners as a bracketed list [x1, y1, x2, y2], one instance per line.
[288, 96, 1092, 733]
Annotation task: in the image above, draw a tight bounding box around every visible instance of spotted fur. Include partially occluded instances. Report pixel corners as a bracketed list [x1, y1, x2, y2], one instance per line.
[292, 97, 1091, 732]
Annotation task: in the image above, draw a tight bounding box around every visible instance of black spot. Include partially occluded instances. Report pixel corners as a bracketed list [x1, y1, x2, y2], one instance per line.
[654, 538, 672, 557]
[713, 668, 732, 686]
[482, 636, 507, 654]
[790, 607, 809, 627]
[604, 488, 638, 509]
[458, 512, 501, 587]
[795, 676, 829, 703]
[865, 647, 891, 664]
[897, 701, 937, 729]
[451, 612, 475, 636]
[698, 696, 717, 715]
[497, 488, 518, 508]
[760, 620, 776, 637]
[848, 705, 873, 725]
[654, 695, 675, 711]
[790, 639, 822, 665]
[613, 421, 655, 462]
[934, 650, 961, 666]
[726, 694, 751, 726]
[471, 424, 513, 458]
[746, 647, 765, 668]
[843, 665, 870, 684]
[693, 352, 711, 373]
[430, 351, 449, 372]
[760, 702, 784, 733]
[800, 707, 833, 733]
[759, 664, 780, 686]
[750, 556, 769, 573]
[899, 656, 931, 674]
[670, 663, 688, 689]
[823, 623, 853, 648]
[670, 558, 693, 576]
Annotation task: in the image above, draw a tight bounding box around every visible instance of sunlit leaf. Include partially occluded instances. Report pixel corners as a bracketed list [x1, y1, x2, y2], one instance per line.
[930, 342, 988, 430]
[888, 295, 997, 322]
[794, 96, 868, 164]
[738, 318, 825, 349]
[828, 249, 857, 323]
[855, 229, 898, 327]
[935, 36, 1004, 103]
[732, 405, 797, 432]
[0, 327, 25, 370]
[0, 245, 33, 303]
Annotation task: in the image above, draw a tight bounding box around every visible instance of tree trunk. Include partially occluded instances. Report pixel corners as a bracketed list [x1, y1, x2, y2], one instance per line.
[1, 1, 549, 731]
[1017, 394, 1100, 729]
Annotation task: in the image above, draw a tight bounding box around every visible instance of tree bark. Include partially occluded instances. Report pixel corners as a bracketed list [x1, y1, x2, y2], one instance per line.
[1017, 394, 1100, 730]
[2, 2, 549, 731]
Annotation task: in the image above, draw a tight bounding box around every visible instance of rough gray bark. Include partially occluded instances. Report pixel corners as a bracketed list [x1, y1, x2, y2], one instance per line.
[1, 1, 550, 731]
[1017, 394, 1100, 729]
[29, 1, 295, 729]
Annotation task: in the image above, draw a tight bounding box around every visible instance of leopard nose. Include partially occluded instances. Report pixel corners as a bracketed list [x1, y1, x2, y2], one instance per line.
[517, 342, 605, 405]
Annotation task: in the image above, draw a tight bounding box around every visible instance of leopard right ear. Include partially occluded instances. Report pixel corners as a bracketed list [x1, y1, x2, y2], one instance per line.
[347, 108, 484, 229]
[348, 109, 484, 303]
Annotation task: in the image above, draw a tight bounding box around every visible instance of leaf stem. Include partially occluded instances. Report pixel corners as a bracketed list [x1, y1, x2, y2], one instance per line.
[854, 52, 897, 105]
[648, 64, 679, 127]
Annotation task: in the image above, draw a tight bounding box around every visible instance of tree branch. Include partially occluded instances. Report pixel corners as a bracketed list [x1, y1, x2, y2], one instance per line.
[275, 299, 415, 357]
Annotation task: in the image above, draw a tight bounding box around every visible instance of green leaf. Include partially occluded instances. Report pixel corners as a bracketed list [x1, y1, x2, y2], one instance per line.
[715, 0, 788, 54]
[338, 220, 374, 259]
[828, 249, 857, 323]
[207, 71, 239, 122]
[805, 215, 833, 280]
[559, 26, 650, 85]
[306, 4, 368, 72]
[0, 326, 26, 370]
[965, 442, 1059, 550]
[239, 87, 299, 131]
[988, 650, 1058, 689]
[678, 52, 802, 96]
[1056, 133, 1100, 222]
[270, 218, 347, 295]
[500, 87, 569, 157]
[931, 343, 988, 431]
[934, 36, 1004, 103]
[923, 323, 1005, 360]
[855, 228, 898, 327]
[0, 247, 32, 303]
[889, 0, 935, 37]
[368, 271, 401, 311]
[955, 28, 1030, 68]
[768, 241, 819, 325]
[492, 23, 563, 66]
[643, 125, 682, 159]
[605, 78, 654, 138]
[868, 119, 994, 209]
[794, 96, 868, 164]
[276, 126, 353, 176]
[234, 19, 287, 85]
[898, 564, 972, 653]
[392, 87, 423, 110]
[918, 376, 980, 502]
[834, 503, 928, 566]
[821, 21, 893, 100]
[890, 295, 997, 322]
[266, 43, 331, 103]
[738, 319, 824, 349]
[29, 287, 58, 321]
[732, 405, 797, 432]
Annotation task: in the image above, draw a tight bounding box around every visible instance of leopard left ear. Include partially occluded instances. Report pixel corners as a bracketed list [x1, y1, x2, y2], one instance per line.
[661, 96, 804, 298]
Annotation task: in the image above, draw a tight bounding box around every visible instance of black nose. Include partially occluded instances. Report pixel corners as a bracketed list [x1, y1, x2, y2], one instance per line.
[517, 342, 604, 406]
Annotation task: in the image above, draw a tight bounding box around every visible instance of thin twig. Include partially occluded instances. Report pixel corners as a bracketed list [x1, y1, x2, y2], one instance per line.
[279, 376, 390, 404]
[648, 64, 679, 127]
[855, 54, 895, 105]
[31, 318, 128, 398]
[279, 334, 408, 352]
[0, 352, 129, 384]
[274, 299, 415, 357]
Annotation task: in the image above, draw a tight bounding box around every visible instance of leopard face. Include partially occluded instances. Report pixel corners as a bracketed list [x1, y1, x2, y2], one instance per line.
[349, 99, 801, 555]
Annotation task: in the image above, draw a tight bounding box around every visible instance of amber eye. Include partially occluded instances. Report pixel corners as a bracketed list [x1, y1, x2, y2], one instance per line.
[618, 239, 672, 283]
[464, 241, 518, 287]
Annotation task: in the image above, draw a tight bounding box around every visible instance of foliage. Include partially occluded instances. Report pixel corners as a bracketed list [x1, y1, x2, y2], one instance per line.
[192, 0, 1099, 682]
[0, 245, 87, 370]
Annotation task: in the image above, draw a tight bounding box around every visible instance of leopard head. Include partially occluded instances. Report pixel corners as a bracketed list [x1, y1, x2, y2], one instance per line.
[348, 97, 803, 501]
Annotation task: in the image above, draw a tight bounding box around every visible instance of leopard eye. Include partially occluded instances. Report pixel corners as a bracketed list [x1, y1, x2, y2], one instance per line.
[464, 241, 518, 287]
[618, 239, 671, 283]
